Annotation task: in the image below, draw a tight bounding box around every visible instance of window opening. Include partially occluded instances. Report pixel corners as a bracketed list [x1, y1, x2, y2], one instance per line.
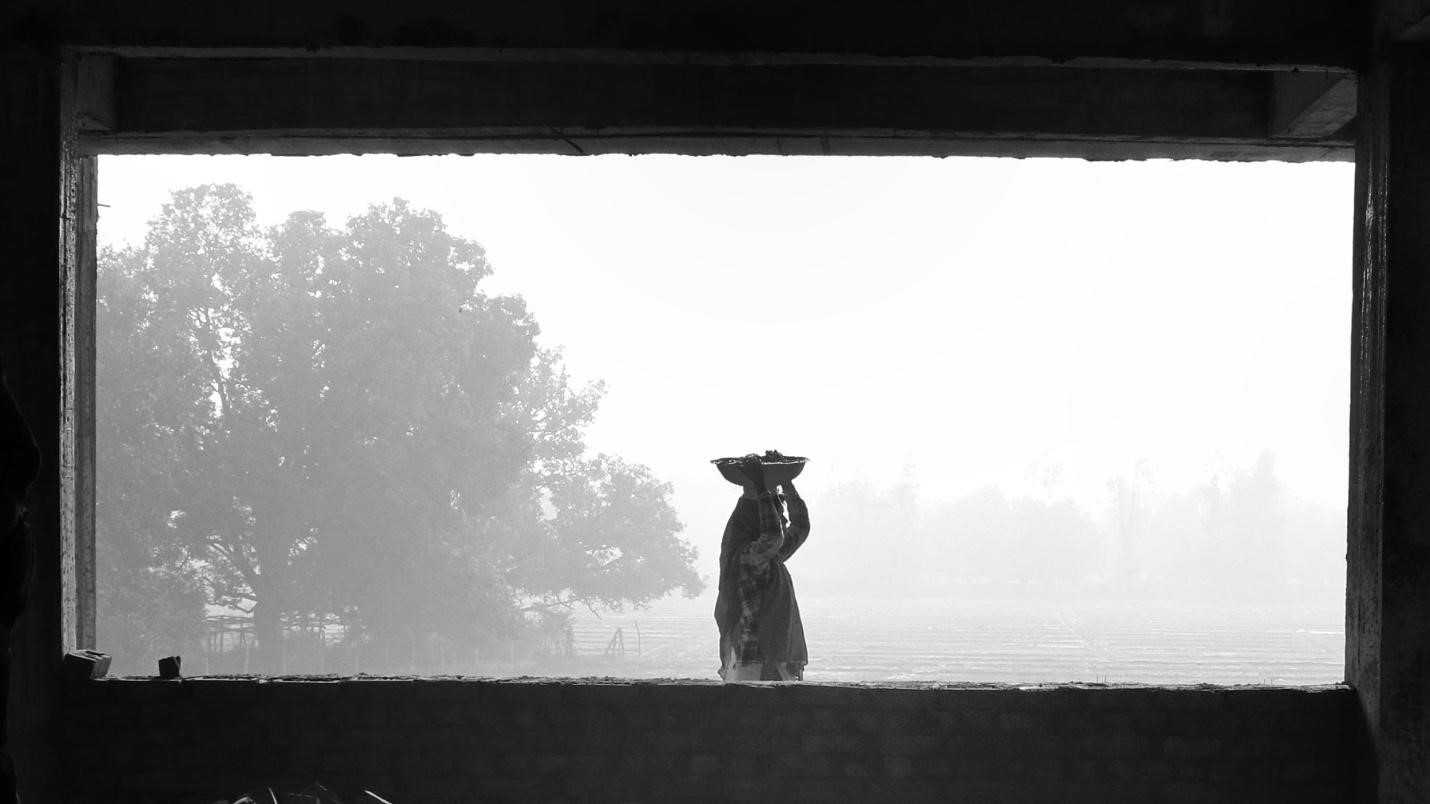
[95, 154, 1350, 683]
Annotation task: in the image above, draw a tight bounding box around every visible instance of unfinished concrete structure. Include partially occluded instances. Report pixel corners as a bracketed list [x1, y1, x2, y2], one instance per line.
[0, 0, 1423, 801]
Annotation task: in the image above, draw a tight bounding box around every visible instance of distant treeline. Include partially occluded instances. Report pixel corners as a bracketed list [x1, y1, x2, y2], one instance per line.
[799, 451, 1343, 601]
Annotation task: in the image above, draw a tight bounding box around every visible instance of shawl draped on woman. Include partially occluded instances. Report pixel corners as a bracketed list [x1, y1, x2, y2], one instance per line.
[714, 491, 810, 680]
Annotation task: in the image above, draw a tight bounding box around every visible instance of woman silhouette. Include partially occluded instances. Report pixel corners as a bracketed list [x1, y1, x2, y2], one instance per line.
[714, 461, 811, 681]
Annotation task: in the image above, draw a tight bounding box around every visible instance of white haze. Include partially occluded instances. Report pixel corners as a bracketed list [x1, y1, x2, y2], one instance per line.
[98, 154, 1351, 681]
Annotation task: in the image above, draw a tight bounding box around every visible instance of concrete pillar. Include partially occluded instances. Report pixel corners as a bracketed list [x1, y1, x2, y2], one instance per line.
[1348, 45, 1430, 804]
[0, 48, 85, 801]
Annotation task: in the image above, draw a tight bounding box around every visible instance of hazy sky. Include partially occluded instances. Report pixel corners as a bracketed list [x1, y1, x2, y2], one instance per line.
[98, 154, 1353, 554]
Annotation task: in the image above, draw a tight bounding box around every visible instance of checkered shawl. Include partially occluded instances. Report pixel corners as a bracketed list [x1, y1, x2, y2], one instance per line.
[731, 489, 810, 667]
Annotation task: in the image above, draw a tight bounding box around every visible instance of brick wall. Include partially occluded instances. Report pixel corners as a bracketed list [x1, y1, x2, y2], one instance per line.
[57, 679, 1356, 803]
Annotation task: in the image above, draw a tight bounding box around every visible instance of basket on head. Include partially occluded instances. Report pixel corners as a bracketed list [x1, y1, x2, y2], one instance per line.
[711, 452, 808, 487]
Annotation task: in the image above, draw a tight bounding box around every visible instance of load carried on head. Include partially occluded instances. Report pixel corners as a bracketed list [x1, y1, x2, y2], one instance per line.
[711, 450, 808, 488]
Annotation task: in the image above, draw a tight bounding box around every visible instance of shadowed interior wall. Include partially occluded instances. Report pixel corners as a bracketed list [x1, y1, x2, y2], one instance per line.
[2, 1, 1417, 802]
[58, 679, 1354, 803]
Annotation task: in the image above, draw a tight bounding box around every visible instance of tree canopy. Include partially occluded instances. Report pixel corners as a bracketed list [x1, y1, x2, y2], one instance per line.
[97, 184, 703, 674]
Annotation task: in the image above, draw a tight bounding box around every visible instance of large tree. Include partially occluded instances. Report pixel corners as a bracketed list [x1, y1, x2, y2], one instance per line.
[95, 237, 212, 675]
[98, 184, 702, 673]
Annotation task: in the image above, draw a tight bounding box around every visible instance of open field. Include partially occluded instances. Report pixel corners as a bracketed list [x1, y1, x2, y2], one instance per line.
[549, 595, 1344, 685]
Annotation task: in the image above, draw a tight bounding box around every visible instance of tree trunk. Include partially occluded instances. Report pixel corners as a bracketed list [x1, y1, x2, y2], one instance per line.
[252, 597, 283, 674]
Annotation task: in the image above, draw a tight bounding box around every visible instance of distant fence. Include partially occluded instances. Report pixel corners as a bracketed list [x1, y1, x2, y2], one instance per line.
[193, 598, 1345, 684]
[200, 613, 354, 674]
[195, 612, 637, 676]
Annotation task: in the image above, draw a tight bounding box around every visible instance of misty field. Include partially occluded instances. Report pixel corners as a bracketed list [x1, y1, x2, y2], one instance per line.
[95, 167, 1352, 685]
[540, 596, 1344, 685]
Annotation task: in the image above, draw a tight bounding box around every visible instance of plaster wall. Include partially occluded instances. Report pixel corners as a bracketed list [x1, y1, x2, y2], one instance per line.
[0, 3, 1397, 801]
[57, 679, 1355, 803]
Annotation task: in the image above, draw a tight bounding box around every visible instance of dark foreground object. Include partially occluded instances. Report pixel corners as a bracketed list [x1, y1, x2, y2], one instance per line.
[229, 781, 394, 803]
[60, 650, 110, 681]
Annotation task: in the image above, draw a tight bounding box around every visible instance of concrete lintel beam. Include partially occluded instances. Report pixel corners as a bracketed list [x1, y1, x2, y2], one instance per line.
[1271, 71, 1357, 139]
[81, 133, 1355, 162]
[1377, 0, 1430, 46]
[88, 57, 1354, 161]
